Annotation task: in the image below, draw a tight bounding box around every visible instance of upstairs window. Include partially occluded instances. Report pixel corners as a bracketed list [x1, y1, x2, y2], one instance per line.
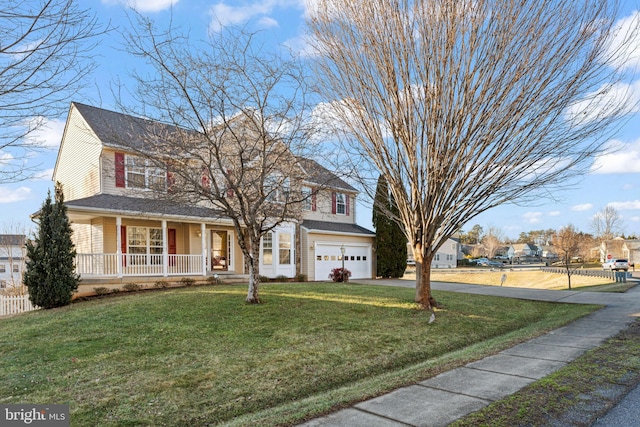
[115, 152, 167, 190]
[336, 193, 346, 214]
[332, 192, 350, 216]
[265, 173, 290, 203]
[302, 187, 313, 210]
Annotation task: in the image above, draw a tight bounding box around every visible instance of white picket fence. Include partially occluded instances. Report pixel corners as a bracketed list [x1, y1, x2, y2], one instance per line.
[0, 294, 37, 316]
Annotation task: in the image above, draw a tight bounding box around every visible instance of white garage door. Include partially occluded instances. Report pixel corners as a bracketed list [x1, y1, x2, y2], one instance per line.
[314, 243, 372, 281]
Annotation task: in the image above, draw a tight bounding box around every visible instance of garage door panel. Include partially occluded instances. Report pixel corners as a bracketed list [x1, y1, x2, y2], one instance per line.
[314, 244, 371, 280]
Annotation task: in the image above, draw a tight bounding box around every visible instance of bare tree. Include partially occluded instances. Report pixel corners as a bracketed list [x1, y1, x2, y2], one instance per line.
[0, 0, 106, 183]
[591, 206, 624, 241]
[552, 224, 590, 290]
[481, 226, 505, 259]
[308, 0, 637, 310]
[120, 14, 320, 303]
[0, 222, 28, 294]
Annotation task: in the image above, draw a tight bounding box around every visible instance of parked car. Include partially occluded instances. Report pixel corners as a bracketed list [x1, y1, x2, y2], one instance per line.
[473, 258, 489, 265]
[486, 260, 504, 267]
[602, 259, 629, 272]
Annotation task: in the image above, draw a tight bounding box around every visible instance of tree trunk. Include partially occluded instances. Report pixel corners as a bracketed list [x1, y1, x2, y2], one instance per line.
[414, 251, 437, 310]
[246, 239, 261, 304]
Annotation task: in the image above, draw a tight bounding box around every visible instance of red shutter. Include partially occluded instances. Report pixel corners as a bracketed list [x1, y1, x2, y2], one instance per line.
[115, 152, 125, 188]
[311, 187, 317, 211]
[346, 194, 350, 216]
[168, 229, 177, 267]
[166, 161, 175, 192]
[331, 192, 337, 214]
[201, 168, 211, 189]
[120, 225, 127, 267]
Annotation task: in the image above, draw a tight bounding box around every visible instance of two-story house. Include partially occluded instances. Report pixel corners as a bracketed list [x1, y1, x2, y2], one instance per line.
[406, 238, 460, 269]
[52, 102, 375, 292]
[507, 243, 540, 260]
[0, 234, 26, 289]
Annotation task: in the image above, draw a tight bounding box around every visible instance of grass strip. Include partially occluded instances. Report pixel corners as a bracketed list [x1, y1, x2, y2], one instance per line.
[451, 319, 640, 427]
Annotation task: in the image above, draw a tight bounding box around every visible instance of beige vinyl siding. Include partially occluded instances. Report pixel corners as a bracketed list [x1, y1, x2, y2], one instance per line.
[301, 190, 357, 224]
[53, 106, 102, 201]
[71, 219, 104, 254]
[72, 223, 93, 253]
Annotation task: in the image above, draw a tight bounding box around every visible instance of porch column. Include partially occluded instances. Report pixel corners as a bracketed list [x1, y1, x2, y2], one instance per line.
[116, 216, 123, 278]
[201, 223, 206, 276]
[162, 220, 168, 277]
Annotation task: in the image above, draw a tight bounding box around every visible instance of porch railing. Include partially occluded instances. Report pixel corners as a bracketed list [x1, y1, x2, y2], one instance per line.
[76, 253, 205, 278]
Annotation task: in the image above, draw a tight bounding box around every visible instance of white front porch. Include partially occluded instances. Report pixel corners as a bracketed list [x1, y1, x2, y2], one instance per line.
[75, 253, 206, 278]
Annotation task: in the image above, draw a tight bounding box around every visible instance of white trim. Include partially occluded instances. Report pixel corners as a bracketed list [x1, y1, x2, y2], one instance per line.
[300, 228, 374, 238]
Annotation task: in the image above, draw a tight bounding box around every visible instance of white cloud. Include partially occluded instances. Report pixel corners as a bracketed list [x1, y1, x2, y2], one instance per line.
[258, 16, 279, 28]
[33, 169, 54, 181]
[548, 211, 561, 217]
[630, 216, 640, 222]
[572, 203, 593, 212]
[523, 212, 543, 224]
[208, 0, 303, 32]
[102, 0, 179, 12]
[591, 137, 640, 174]
[606, 11, 640, 72]
[0, 187, 32, 204]
[566, 80, 640, 125]
[608, 200, 640, 210]
[284, 34, 318, 57]
[0, 151, 15, 164]
[25, 117, 66, 149]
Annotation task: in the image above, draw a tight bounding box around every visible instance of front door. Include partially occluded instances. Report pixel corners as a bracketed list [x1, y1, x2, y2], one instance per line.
[211, 230, 228, 271]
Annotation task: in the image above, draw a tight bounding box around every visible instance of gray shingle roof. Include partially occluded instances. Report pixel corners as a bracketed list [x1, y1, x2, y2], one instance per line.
[73, 103, 355, 192]
[73, 102, 191, 152]
[65, 194, 225, 221]
[296, 157, 356, 192]
[301, 220, 374, 236]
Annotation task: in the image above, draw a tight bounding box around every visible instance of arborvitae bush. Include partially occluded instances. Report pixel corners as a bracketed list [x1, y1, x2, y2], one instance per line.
[373, 175, 407, 278]
[24, 183, 80, 309]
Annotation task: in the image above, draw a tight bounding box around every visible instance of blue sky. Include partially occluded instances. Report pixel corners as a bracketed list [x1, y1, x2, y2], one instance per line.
[1, 0, 639, 240]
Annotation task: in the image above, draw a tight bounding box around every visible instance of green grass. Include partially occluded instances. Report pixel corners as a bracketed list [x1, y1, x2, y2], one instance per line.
[0, 283, 598, 426]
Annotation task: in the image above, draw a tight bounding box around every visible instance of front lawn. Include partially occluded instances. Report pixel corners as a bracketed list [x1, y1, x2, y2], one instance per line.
[0, 283, 597, 426]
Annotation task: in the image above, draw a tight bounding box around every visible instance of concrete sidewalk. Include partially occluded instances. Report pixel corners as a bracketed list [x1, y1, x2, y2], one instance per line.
[299, 279, 640, 427]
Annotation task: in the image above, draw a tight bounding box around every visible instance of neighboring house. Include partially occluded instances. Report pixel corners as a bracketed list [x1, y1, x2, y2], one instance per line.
[507, 243, 540, 259]
[51, 102, 375, 291]
[0, 234, 26, 289]
[622, 240, 640, 266]
[599, 238, 626, 262]
[538, 245, 558, 259]
[406, 238, 459, 269]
